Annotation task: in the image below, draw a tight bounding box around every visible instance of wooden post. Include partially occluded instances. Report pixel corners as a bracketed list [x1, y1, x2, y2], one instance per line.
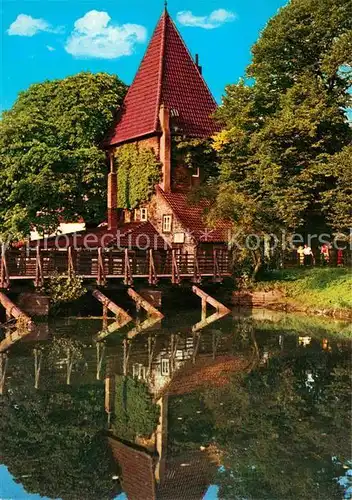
[123, 338, 131, 376]
[68, 246, 74, 278]
[148, 249, 158, 285]
[0, 353, 8, 395]
[171, 249, 180, 285]
[127, 288, 164, 319]
[191, 286, 231, 333]
[212, 330, 220, 360]
[147, 335, 157, 377]
[0, 244, 10, 290]
[33, 348, 42, 389]
[213, 249, 222, 282]
[35, 243, 43, 288]
[124, 248, 133, 286]
[97, 247, 106, 286]
[192, 332, 201, 364]
[66, 349, 74, 385]
[96, 342, 105, 380]
[193, 252, 201, 284]
[170, 333, 179, 373]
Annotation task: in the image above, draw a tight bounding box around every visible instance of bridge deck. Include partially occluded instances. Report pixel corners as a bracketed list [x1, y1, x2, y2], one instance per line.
[0, 247, 231, 287]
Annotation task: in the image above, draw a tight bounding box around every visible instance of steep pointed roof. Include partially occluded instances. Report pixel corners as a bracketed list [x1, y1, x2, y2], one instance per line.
[108, 10, 219, 146]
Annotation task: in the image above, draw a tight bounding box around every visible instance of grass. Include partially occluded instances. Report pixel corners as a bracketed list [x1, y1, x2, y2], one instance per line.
[255, 267, 352, 311]
[254, 312, 351, 339]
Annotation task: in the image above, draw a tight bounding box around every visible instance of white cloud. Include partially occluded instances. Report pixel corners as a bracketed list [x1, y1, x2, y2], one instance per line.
[65, 10, 147, 59]
[177, 8, 236, 29]
[46, 45, 55, 51]
[7, 14, 58, 37]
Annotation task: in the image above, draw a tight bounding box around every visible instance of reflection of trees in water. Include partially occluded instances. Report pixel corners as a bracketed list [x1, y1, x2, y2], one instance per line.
[204, 345, 351, 500]
[0, 358, 119, 500]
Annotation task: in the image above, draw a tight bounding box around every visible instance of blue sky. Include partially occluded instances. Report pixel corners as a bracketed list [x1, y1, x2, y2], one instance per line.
[1, 0, 288, 112]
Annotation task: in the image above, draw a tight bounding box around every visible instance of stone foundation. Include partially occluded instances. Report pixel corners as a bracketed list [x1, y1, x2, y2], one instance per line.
[18, 293, 50, 317]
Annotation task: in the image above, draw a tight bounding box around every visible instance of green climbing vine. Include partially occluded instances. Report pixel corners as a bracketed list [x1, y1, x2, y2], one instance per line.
[112, 376, 160, 441]
[115, 144, 161, 209]
[172, 137, 220, 179]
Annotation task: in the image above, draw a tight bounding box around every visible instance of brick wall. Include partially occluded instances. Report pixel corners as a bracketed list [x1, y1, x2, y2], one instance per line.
[147, 191, 196, 252]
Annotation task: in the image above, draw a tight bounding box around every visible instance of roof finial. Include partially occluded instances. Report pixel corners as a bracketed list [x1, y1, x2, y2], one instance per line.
[164, 0, 168, 11]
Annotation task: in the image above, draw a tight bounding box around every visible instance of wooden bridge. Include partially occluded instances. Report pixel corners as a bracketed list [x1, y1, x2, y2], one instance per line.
[0, 247, 231, 288]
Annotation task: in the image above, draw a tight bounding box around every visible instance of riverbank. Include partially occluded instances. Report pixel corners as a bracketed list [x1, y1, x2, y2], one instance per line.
[234, 268, 352, 321]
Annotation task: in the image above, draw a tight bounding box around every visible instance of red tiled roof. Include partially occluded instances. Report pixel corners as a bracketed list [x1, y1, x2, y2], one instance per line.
[108, 10, 219, 146]
[109, 437, 156, 500]
[158, 188, 232, 243]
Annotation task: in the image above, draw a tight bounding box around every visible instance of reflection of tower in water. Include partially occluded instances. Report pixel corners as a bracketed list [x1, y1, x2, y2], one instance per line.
[105, 324, 254, 500]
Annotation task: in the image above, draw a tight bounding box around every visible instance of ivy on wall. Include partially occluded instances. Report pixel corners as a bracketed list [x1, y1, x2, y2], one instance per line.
[115, 144, 161, 209]
[112, 376, 160, 442]
[172, 137, 220, 179]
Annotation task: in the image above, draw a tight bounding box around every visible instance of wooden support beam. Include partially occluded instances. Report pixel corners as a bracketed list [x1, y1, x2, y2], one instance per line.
[123, 338, 131, 376]
[147, 335, 157, 377]
[126, 315, 161, 340]
[192, 286, 231, 314]
[0, 245, 9, 290]
[35, 243, 43, 288]
[213, 249, 222, 283]
[96, 342, 105, 380]
[92, 289, 133, 323]
[192, 253, 202, 284]
[171, 249, 180, 285]
[127, 288, 164, 319]
[148, 249, 158, 285]
[68, 246, 75, 278]
[191, 286, 231, 333]
[0, 292, 32, 323]
[92, 290, 133, 341]
[105, 374, 115, 416]
[0, 292, 35, 353]
[97, 247, 106, 286]
[33, 348, 42, 389]
[124, 249, 133, 286]
[0, 353, 8, 395]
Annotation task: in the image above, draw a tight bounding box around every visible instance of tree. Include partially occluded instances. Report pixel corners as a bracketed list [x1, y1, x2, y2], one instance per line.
[0, 72, 127, 240]
[204, 343, 351, 500]
[0, 371, 119, 499]
[212, 0, 352, 237]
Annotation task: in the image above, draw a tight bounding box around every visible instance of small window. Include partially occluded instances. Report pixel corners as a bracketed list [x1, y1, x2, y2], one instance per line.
[161, 359, 170, 376]
[192, 167, 200, 178]
[140, 208, 148, 222]
[163, 215, 172, 233]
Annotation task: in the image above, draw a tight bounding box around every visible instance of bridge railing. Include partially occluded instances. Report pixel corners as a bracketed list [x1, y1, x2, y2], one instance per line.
[0, 247, 231, 288]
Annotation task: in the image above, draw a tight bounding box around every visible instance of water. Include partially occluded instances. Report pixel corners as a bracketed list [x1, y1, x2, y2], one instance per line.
[0, 306, 351, 500]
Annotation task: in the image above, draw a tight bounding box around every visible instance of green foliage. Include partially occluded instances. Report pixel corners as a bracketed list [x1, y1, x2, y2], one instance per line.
[116, 144, 161, 209]
[112, 376, 160, 441]
[168, 393, 214, 452]
[0, 72, 127, 239]
[46, 273, 87, 305]
[0, 372, 118, 500]
[172, 137, 219, 179]
[255, 267, 352, 311]
[205, 346, 351, 499]
[213, 0, 352, 233]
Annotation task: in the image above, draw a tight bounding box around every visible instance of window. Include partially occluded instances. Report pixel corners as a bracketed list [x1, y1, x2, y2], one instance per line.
[192, 166, 200, 178]
[161, 358, 170, 376]
[173, 232, 185, 244]
[133, 364, 146, 380]
[140, 208, 148, 221]
[163, 215, 172, 233]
